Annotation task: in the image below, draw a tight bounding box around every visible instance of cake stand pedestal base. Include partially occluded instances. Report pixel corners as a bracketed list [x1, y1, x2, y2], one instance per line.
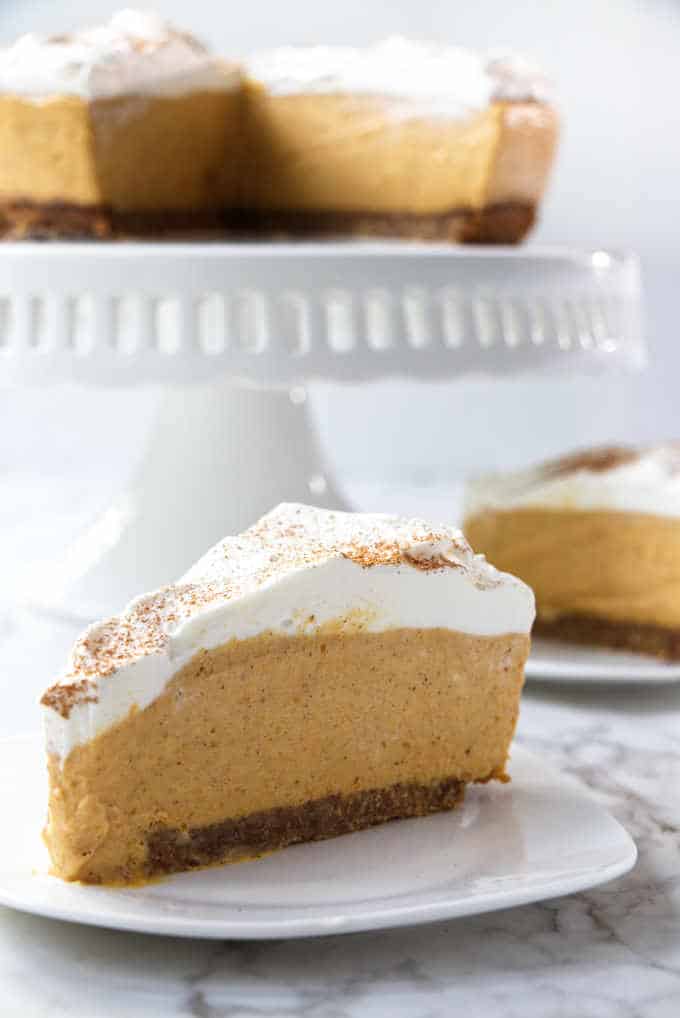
[30, 379, 348, 621]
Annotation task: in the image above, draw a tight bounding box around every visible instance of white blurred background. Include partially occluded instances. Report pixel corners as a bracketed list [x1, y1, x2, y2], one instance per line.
[0, 0, 678, 487]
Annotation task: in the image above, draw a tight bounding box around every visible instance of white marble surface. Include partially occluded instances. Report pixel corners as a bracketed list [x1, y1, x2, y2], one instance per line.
[1, 482, 679, 1017]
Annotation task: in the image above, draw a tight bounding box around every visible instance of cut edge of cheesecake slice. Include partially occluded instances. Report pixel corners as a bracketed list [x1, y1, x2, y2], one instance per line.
[41, 503, 535, 885]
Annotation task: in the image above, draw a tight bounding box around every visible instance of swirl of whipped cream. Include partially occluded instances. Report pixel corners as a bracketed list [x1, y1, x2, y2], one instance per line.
[0, 8, 239, 100]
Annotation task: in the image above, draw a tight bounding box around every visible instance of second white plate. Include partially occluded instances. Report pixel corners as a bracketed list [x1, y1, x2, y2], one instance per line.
[0, 735, 636, 939]
[526, 636, 680, 684]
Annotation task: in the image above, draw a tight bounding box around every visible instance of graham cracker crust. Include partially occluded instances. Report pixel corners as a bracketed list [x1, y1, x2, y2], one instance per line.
[0, 200, 535, 243]
[0, 201, 232, 240]
[534, 615, 680, 661]
[146, 774, 466, 879]
[239, 202, 536, 244]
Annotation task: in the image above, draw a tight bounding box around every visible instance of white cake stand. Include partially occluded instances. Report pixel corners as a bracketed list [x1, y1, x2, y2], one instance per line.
[0, 242, 644, 619]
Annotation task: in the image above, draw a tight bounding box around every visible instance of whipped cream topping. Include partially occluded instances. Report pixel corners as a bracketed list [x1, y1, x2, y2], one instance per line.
[0, 9, 239, 101]
[43, 503, 534, 760]
[464, 444, 680, 519]
[245, 37, 550, 117]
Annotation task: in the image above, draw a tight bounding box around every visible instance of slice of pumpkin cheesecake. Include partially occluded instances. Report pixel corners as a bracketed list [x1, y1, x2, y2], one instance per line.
[41, 503, 534, 885]
[463, 443, 680, 659]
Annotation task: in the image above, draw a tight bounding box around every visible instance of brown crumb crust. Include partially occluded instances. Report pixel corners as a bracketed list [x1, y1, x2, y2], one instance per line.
[0, 201, 233, 240]
[234, 202, 536, 244]
[0, 200, 535, 243]
[534, 614, 680, 661]
[145, 774, 468, 880]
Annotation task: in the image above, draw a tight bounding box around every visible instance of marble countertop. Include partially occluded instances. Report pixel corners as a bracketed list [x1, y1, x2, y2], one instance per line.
[1, 483, 679, 1017]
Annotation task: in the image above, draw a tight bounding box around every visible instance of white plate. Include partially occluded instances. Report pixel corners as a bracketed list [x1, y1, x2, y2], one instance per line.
[526, 637, 680, 684]
[0, 735, 636, 940]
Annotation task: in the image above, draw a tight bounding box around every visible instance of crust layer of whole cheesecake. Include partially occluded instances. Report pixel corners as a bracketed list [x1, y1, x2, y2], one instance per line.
[463, 507, 680, 634]
[0, 201, 232, 240]
[0, 195, 536, 244]
[43, 625, 528, 884]
[238, 203, 536, 244]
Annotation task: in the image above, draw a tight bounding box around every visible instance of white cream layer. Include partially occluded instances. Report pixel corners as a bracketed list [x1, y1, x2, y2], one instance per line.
[245, 37, 550, 118]
[44, 543, 533, 761]
[464, 447, 680, 519]
[0, 9, 239, 100]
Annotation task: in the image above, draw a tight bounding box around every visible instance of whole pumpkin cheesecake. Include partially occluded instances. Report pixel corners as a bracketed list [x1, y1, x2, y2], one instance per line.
[463, 444, 680, 659]
[242, 37, 558, 241]
[41, 503, 534, 885]
[0, 9, 242, 238]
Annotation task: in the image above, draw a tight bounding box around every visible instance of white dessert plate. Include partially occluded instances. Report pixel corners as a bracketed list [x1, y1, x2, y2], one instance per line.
[0, 735, 636, 939]
[526, 637, 680, 684]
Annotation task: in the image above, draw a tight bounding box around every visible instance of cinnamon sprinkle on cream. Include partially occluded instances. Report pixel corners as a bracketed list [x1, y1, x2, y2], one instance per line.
[42, 503, 506, 717]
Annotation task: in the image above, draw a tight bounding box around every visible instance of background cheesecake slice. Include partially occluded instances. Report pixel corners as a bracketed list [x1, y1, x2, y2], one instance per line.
[242, 38, 558, 242]
[463, 444, 680, 659]
[42, 503, 534, 885]
[0, 10, 242, 238]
